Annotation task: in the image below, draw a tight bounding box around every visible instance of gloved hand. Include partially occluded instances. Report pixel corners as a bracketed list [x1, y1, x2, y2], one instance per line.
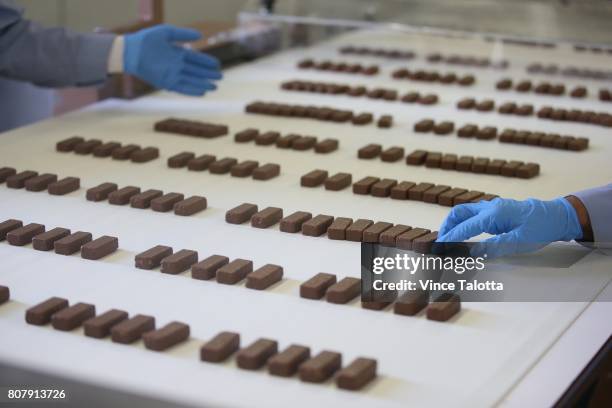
[124, 25, 222, 96]
[436, 197, 583, 258]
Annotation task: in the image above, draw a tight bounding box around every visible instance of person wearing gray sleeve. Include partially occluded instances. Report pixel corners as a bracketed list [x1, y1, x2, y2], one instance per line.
[572, 184, 612, 245]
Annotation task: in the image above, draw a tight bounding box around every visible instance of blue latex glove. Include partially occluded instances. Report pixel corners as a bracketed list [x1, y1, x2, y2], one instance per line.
[124, 25, 222, 96]
[436, 197, 583, 258]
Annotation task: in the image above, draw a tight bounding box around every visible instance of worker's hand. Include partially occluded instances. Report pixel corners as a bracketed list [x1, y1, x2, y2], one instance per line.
[436, 197, 583, 258]
[124, 24, 222, 96]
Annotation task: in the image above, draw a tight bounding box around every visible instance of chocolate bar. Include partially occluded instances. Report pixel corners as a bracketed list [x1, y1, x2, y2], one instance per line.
[458, 75, 475, 85]
[476, 99, 494, 112]
[135, 245, 173, 270]
[425, 152, 442, 168]
[414, 119, 434, 133]
[457, 124, 477, 138]
[418, 94, 438, 105]
[371, 179, 397, 197]
[234, 128, 259, 143]
[112, 144, 140, 160]
[301, 169, 328, 187]
[515, 80, 532, 92]
[268, 345, 311, 377]
[83, 309, 128, 338]
[226, 203, 258, 224]
[454, 190, 484, 205]
[253, 163, 280, 180]
[32, 227, 70, 251]
[276, 134, 301, 148]
[280, 211, 312, 233]
[336, 358, 377, 390]
[346, 219, 373, 241]
[0, 167, 16, 183]
[24, 174, 57, 192]
[440, 154, 457, 170]
[174, 196, 207, 216]
[0, 219, 22, 241]
[377, 115, 393, 128]
[402, 92, 420, 103]
[51, 303, 95, 331]
[92, 142, 121, 157]
[192, 255, 229, 280]
[217, 259, 253, 284]
[86, 182, 117, 201]
[406, 150, 428, 165]
[293, 136, 317, 150]
[456, 156, 474, 172]
[237, 339, 278, 370]
[81, 236, 118, 260]
[54, 231, 92, 255]
[255, 131, 280, 146]
[151, 193, 184, 212]
[324, 172, 352, 191]
[496, 78, 512, 90]
[433, 121, 454, 135]
[130, 189, 163, 209]
[486, 159, 506, 175]
[326, 277, 361, 304]
[209, 158, 238, 174]
[408, 183, 435, 200]
[299, 351, 342, 383]
[187, 154, 216, 171]
[327, 218, 353, 240]
[438, 188, 468, 206]
[168, 152, 196, 168]
[516, 163, 540, 178]
[457, 98, 476, 109]
[358, 144, 382, 159]
[109, 186, 141, 205]
[423, 185, 450, 203]
[56, 136, 84, 152]
[302, 215, 334, 236]
[143, 322, 190, 351]
[251, 207, 282, 228]
[201, 332, 240, 362]
[352, 113, 373, 125]
[396, 228, 430, 250]
[314, 139, 339, 153]
[413, 232, 439, 254]
[498, 102, 516, 114]
[380, 147, 405, 162]
[7, 223, 45, 246]
[6, 170, 37, 188]
[48, 177, 80, 195]
[515, 104, 534, 116]
[476, 127, 497, 140]
[353, 177, 380, 195]
[390, 181, 415, 199]
[25, 297, 68, 325]
[300, 273, 337, 299]
[500, 161, 524, 177]
[379, 224, 411, 246]
[74, 139, 102, 154]
[427, 293, 461, 321]
[131, 147, 159, 163]
[570, 86, 587, 98]
[394, 290, 428, 316]
[161, 249, 198, 274]
[111, 314, 155, 344]
[246, 264, 283, 290]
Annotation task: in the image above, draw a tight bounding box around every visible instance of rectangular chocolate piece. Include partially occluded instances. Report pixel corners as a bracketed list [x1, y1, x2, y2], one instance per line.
[394, 289, 429, 316]
[86, 182, 118, 201]
[396, 228, 430, 250]
[380, 147, 404, 162]
[24, 173, 57, 192]
[516, 163, 540, 179]
[363, 222, 393, 243]
[427, 293, 461, 321]
[0, 167, 16, 183]
[109, 186, 141, 205]
[300, 273, 337, 299]
[471, 158, 490, 173]
[379, 224, 411, 246]
[192, 255, 229, 280]
[440, 154, 457, 170]
[48, 177, 80, 195]
[51, 302, 95, 331]
[255, 131, 280, 145]
[280, 211, 312, 233]
[216, 259, 253, 284]
[201, 332, 240, 362]
[112, 144, 141, 160]
[111, 314, 156, 344]
[301, 169, 328, 187]
[276, 134, 300, 148]
[226, 203, 258, 224]
[7, 223, 45, 246]
[168, 152, 195, 168]
[408, 183, 436, 201]
[209, 158, 238, 174]
[292, 136, 317, 150]
[500, 161, 524, 177]
[246, 264, 283, 290]
[237, 339, 278, 370]
[423, 185, 450, 203]
[425, 152, 442, 168]
[74, 139, 102, 154]
[406, 150, 428, 165]
[299, 351, 342, 383]
[454, 191, 484, 205]
[187, 154, 216, 171]
[92, 142, 121, 157]
[32, 227, 70, 251]
[413, 231, 439, 254]
[231, 160, 259, 177]
[6, 170, 38, 188]
[54, 231, 92, 255]
[251, 207, 283, 228]
[161, 249, 197, 274]
[371, 179, 397, 197]
[268, 345, 311, 377]
[456, 156, 474, 172]
[486, 159, 506, 175]
[346, 219, 373, 241]
[326, 277, 361, 304]
[438, 188, 468, 206]
[143, 321, 190, 351]
[130, 189, 163, 209]
[253, 163, 280, 180]
[324, 172, 352, 191]
[56, 136, 84, 152]
[336, 358, 377, 390]
[151, 193, 184, 212]
[0, 219, 22, 241]
[358, 144, 382, 159]
[84, 309, 129, 338]
[314, 138, 338, 153]
[25, 297, 69, 325]
[390, 181, 415, 200]
[81, 235, 118, 260]
[327, 217, 353, 240]
[0, 285, 9, 305]
[353, 177, 380, 195]
[135, 245, 173, 270]
[302, 214, 334, 237]
[174, 196, 207, 216]
[235, 128, 258, 143]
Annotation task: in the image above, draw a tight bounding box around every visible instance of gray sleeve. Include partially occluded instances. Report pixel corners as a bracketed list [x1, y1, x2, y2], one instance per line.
[573, 183, 612, 247]
[0, 1, 116, 87]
